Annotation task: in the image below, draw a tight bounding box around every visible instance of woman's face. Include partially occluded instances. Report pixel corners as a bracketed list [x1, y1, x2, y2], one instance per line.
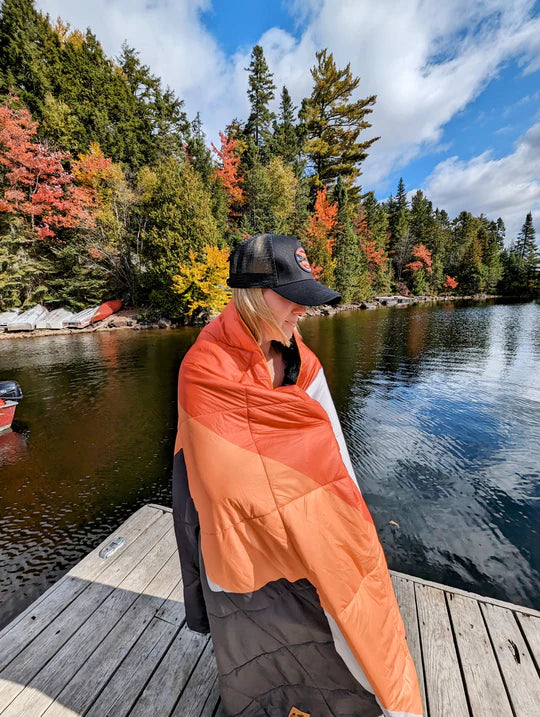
[262, 289, 307, 341]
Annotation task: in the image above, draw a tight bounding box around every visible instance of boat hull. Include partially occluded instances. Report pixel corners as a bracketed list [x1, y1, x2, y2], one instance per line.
[0, 402, 16, 432]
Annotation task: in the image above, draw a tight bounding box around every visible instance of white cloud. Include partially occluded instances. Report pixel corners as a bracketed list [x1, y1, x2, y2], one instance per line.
[34, 0, 540, 231]
[422, 122, 540, 241]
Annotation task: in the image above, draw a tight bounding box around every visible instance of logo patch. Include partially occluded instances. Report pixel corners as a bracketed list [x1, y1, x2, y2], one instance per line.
[288, 709, 310, 717]
[295, 246, 312, 273]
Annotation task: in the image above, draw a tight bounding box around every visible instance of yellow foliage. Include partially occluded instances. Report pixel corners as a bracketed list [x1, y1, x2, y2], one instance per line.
[171, 245, 230, 317]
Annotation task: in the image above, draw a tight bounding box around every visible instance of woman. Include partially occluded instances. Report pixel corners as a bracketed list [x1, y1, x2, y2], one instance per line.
[173, 234, 423, 717]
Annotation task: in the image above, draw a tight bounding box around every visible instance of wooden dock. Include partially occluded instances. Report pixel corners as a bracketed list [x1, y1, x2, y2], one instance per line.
[0, 504, 539, 716]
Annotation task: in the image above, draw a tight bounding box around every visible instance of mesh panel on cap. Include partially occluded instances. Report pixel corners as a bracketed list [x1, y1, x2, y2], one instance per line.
[228, 234, 276, 288]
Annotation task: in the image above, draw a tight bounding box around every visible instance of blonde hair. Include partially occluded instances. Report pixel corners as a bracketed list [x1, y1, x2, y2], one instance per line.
[232, 288, 291, 347]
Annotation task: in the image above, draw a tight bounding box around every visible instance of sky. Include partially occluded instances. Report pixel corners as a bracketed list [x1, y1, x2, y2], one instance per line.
[34, 0, 540, 243]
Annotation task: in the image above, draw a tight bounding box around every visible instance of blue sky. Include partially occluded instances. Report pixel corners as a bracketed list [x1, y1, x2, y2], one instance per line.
[35, 0, 540, 241]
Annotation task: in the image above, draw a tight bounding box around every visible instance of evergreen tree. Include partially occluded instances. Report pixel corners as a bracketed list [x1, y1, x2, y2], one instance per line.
[185, 112, 213, 186]
[333, 176, 365, 301]
[304, 49, 378, 198]
[513, 212, 539, 293]
[409, 190, 434, 247]
[0, 0, 61, 116]
[244, 45, 275, 150]
[140, 158, 220, 316]
[271, 86, 301, 170]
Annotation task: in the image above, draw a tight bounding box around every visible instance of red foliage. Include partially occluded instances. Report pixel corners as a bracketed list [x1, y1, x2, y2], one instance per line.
[211, 131, 245, 215]
[0, 100, 97, 238]
[443, 275, 458, 290]
[405, 244, 433, 274]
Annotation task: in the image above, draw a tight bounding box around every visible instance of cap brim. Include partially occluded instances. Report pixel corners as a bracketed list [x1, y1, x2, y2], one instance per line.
[272, 279, 341, 307]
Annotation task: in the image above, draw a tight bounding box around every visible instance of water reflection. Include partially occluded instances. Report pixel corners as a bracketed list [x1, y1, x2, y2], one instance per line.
[0, 301, 538, 630]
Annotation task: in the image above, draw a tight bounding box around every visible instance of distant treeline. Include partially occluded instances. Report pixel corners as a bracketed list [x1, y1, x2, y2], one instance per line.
[0, 0, 538, 319]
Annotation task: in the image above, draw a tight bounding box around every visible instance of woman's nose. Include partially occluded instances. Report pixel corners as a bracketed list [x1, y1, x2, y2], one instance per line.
[293, 304, 307, 316]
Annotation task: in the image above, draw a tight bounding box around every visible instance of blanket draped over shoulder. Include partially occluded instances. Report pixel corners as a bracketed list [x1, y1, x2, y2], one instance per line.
[176, 301, 423, 717]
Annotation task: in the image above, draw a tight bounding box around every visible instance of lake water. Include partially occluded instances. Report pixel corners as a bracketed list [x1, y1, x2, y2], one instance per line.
[1, 299, 539, 629]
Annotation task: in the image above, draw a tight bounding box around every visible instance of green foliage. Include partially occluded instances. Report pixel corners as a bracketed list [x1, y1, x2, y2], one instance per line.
[140, 158, 220, 317]
[304, 49, 378, 199]
[333, 177, 365, 301]
[244, 45, 275, 150]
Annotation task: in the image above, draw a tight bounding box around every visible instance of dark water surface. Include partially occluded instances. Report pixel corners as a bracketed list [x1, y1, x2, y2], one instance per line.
[1, 300, 539, 628]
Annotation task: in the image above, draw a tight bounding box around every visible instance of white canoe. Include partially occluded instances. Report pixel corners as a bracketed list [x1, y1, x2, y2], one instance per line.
[64, 306, 99, 329]
[0, 310, 21, 329]
[36, 308, 76, 330]
[6, 305, 49, 332]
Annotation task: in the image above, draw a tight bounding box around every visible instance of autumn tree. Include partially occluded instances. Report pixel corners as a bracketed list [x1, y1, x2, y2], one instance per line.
[302, 186, 338, 282]
[0, 100, 96, 239]
[244, 45, 275, 150]
[405, 244, 433, 295]
[212, 131, 245, 233]
[304, 49, 378, 198]
[171, 244, 230, 321]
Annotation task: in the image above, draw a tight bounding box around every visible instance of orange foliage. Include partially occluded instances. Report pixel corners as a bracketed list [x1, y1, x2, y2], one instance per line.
[211, 131, 245, 213]
[72, 143, 113, 189]
[443, 275, 458, 290]
[310, 262, 323, 280]
[305, 186, 338, 254]
[0, 99, 97, 239]
[405, 244, 433, 273]
[361, 240, 387, 270]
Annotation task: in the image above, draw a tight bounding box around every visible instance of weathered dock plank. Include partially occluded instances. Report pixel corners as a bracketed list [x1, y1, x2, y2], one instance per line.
[415, 584, 469, 717]
[391, 575, 428, 715]
[0, 504, 162, 670]
[1, 519, 174, 716]
[128, 626, 209, 717]
[1, 504, 539, 717]
[446, 592, 513, 717]
[481, 602, 540, 715]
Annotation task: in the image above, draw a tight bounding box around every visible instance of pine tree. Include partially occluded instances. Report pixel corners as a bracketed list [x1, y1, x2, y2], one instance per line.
[333, 176, 366, 301]
[185, 112, 213, 185]
[304, 49, 378, 198]
[0, 0, 61, 116]
[513, 212, 539, 292]
[271, 86, 301, 169]
[244, 45, 275, 150]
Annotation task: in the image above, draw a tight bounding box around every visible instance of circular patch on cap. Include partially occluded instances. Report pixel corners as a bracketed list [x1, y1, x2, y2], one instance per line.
[295, 246, 312, 273]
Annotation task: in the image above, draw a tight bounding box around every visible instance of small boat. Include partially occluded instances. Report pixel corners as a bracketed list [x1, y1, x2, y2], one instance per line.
[36, 308, 75, 330]
[0, 309, 21, 330]
[6, 305, 49, 332]
[0, 381, 23, 433]
[65, 300, 123, 329]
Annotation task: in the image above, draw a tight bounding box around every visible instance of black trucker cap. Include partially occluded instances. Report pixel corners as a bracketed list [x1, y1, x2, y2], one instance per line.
[227, 234, 341, 307]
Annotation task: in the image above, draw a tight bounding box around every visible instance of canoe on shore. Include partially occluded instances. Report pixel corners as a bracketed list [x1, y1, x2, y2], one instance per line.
[0, 310, 21, 330]
[64, 300, 123, 329]
[36, 308, 75, 330]
[6, 305, 49, 332]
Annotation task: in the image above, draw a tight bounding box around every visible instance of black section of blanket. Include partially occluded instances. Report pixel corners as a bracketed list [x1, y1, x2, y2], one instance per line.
[172, 448, 210, 633]
[200, 555, 381, 717]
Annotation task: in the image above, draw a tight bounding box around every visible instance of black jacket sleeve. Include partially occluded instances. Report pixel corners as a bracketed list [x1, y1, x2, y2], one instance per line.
[171, 448, 210, 633]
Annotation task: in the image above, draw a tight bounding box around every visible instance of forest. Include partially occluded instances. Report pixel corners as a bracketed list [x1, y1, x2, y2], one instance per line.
[0, 0, 538, 320]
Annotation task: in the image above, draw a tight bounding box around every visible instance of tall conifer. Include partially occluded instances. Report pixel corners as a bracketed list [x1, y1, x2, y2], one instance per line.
[244, 45, 275, 150]
[304, 49, 378, 198]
